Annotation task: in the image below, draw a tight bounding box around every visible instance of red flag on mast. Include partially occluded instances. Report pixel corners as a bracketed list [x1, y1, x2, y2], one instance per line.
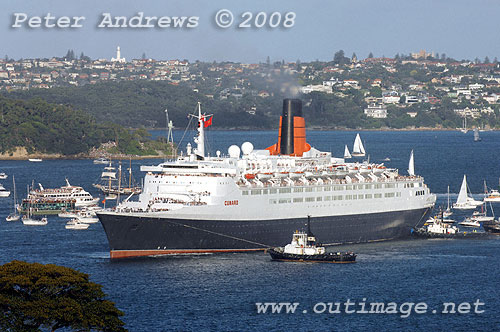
[204, 115, 213, 127]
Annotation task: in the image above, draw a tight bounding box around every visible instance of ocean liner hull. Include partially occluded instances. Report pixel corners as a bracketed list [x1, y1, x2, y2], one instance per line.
[99, 207, 432, 259]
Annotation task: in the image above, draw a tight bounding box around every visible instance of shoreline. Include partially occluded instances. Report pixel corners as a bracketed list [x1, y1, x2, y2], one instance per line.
[0, 155, 170, 161]
[1, 128, 494, 160]
[150, 126, 498, 132]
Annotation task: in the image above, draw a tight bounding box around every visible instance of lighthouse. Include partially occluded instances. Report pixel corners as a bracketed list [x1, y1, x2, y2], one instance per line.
[111, 46, 126, 63]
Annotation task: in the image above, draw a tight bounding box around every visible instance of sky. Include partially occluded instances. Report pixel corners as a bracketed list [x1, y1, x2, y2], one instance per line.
[3, 0, 500, 63]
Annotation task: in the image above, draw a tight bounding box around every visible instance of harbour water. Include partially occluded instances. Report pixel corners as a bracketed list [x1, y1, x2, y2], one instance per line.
[1, 130, 499, 331]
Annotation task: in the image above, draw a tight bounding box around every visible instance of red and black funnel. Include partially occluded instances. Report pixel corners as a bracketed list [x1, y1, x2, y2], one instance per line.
[267, 99, 311, 156]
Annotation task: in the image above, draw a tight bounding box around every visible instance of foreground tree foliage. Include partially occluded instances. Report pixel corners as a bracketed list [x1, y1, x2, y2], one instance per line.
[0, 260, 127, 332]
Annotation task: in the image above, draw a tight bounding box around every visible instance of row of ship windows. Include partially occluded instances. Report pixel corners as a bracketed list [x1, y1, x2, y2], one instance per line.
[46, 194, 88, 197]
[268, 192, 402, 204]
[148, 181, 230, 185]
[241, 185, 420, 195]
[415, 190, 426, 196]
[148, 181, 422, 190]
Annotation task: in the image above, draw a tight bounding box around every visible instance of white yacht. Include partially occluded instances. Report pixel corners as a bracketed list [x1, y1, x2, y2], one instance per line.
[6, 175, 20, 221]
[93, 157, 110, 164]
[458, 218, 481, 228]
[351, 133, 366, 157]
[0, 183, 11, 198]
[453, 175, 482, 209]
[65, 218, 90, 230]
[484, 189, 500, 203]
[76, 210, 99, 224]
[22, 215, 48, 226]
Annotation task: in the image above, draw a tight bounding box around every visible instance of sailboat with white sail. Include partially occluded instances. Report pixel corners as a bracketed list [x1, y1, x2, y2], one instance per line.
[453, 175, 482, 209]
[460, 117, 468, 133]
[443, 185, 453, 217]
[408, 150, 415, 176]
[352, 133, 366, 157]
[6, 175, 20, 221]
[344, 145, 352, 159]
[473, 128, 481, 142]
[22, 192, 48, 226]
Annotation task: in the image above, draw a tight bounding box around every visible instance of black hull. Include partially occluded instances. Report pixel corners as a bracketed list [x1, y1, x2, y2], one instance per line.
[98, 207, 432, 258]
[483, 223, 500, 234]
[412, 229, 490, 239]
[268, 248, 356, 263]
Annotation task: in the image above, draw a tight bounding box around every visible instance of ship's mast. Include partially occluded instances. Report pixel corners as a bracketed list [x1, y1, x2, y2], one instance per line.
[165, 108, 175, 158]
[117, 162, 122, 204]
[192, 102, 205, 159]
[128, 157, 132, 189]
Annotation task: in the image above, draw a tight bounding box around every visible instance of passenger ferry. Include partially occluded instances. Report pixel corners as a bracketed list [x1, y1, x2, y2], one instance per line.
[97, 99, 436, 259]
[27, 179, 99, 208]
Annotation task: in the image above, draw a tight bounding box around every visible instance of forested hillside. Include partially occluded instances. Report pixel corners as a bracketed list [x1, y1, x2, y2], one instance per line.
[0, 95, 170, 156]
[5, 81, 276, 129]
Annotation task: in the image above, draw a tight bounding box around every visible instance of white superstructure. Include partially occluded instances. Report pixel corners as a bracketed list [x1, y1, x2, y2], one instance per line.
[113, 108, 435, 223]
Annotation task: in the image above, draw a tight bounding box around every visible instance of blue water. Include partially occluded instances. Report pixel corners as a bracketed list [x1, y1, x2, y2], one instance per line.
[1, 130, 500, 331]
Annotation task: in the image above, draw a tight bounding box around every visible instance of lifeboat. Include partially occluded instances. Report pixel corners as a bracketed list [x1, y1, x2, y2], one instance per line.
[289, 171, 304, 179]
[373, 165, 387, 174]
[256, 172, 272, 180]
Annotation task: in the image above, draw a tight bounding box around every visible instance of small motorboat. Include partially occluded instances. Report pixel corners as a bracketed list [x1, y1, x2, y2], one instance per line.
[58, 209, 78, 218]
[484, 189, 500, 203]
[76, 210, 99, 224]
[0, 184, 10, 198]
[470, 210, 494, 223]
[268, 217, 356, 263]
[28, 158, 42, 162]
[0, 172, 7, 180]
[458, 218, 481, 228]
[22, 215, 48, 226]
[6, 213, 20, 222]
[93, 157, 110, 165]
[425, 215, 455, 225]
[65, 218, 90, 230]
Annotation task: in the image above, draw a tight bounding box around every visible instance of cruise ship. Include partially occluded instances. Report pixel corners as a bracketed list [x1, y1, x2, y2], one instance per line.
[98, 99, 436, 259]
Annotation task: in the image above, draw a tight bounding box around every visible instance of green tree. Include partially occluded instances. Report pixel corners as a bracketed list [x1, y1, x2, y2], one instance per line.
[333, 50, 348, 65]
[80, 52, 91, 62]
[64, 49, 75, 61]
[0, 260, 127, 332]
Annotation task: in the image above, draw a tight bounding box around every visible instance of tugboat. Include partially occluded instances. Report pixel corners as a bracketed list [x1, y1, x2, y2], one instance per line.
[267, 217, 356, 263]
[413, 209, 459, 238]
[414, 209, 487, 238]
